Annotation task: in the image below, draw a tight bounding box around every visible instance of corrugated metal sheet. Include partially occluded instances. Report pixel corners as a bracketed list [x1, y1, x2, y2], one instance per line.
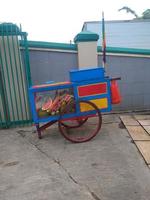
[83, 20, 150, 49]
[0, 23, 32, 128]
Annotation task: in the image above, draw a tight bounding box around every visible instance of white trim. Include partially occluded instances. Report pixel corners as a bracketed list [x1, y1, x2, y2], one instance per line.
[98, 52, 150, 58]
[20, 46, 150, 58]
[27, 47, 77, 53]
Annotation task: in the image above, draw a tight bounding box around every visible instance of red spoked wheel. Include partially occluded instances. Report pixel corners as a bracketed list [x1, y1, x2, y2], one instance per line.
[58, 100, 102, 143]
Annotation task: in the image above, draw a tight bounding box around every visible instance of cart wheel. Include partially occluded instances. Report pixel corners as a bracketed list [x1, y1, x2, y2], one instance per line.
[58, 100, 102, 143]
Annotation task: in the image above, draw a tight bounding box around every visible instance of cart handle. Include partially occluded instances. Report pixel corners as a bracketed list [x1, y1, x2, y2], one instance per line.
[105, 76, 121, 81]
[110, 77, 121, 81]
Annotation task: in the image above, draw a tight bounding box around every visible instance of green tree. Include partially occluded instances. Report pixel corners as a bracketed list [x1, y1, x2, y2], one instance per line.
[118, 7, 150, 19]
[118, 6, 138, 18]
[142, 9, 150, 19]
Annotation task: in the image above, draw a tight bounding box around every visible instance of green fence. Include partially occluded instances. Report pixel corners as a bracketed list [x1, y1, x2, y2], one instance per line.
[0, 23, 32, 128]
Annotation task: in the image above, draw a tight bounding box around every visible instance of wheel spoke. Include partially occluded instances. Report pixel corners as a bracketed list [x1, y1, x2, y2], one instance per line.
[58, 100, 102, 143]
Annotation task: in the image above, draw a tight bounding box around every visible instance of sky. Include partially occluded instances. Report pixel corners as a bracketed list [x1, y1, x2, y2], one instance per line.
[1, 0, 150, 43]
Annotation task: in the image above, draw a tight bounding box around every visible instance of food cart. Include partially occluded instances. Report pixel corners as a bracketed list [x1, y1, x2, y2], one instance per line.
[29, 67, 121, 143]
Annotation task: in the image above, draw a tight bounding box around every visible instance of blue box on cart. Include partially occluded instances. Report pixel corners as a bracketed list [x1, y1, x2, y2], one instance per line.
[70, 67, 105, 82]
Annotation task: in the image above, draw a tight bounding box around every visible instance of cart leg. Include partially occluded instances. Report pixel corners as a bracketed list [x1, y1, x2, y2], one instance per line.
[36, 124, 42, 139]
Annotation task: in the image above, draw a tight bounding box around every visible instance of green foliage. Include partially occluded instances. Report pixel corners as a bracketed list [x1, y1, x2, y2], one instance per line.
[118, 7, 150, 19]
[142, 9, 150, 19]
[118, 6, 138, 18]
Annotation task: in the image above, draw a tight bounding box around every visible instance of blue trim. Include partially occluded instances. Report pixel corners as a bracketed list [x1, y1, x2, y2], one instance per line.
[72, 78, 107, 86]
[28, 89, 38, 122]
[36, 109, 99, 123]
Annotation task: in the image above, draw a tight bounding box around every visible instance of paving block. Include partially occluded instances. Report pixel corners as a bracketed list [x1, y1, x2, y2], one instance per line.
[126, 126, 150, 141]
[135, 141, 150, 165]
[120, 115, 140, 126]
[134, 115, 150, 120]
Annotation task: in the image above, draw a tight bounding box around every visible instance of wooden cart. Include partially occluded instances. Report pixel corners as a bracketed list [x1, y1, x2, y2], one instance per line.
[29, 67, 120, 143]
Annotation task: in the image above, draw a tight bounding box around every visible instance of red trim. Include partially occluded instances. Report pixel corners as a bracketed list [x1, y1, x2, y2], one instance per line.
[78, 83, 107, 97]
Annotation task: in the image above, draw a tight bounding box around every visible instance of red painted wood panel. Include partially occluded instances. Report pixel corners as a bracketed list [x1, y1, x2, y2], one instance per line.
[78, 83, 107, 97]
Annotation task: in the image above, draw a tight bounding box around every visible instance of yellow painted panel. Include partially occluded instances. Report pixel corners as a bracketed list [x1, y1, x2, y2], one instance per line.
[80, 98, 108, 112]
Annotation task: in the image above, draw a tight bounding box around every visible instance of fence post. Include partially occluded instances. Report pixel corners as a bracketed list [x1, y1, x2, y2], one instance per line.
[74, 31, 99, 69]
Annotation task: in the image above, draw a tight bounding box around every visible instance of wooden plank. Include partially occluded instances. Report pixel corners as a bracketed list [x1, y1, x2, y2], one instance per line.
[126, 126, 150, 141]
[120, 115, 140, 126]
[134, 115, 150, 120]
[143, 126, 150, 135]
[138, 120, 150, 126]
[135, 141, 150, 164]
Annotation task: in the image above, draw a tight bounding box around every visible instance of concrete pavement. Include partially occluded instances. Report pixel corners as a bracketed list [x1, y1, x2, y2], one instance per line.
[0, 114, 150, 200]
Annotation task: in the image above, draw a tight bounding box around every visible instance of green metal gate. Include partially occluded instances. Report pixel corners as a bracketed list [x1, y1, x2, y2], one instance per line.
[0, 23, 32, 128]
